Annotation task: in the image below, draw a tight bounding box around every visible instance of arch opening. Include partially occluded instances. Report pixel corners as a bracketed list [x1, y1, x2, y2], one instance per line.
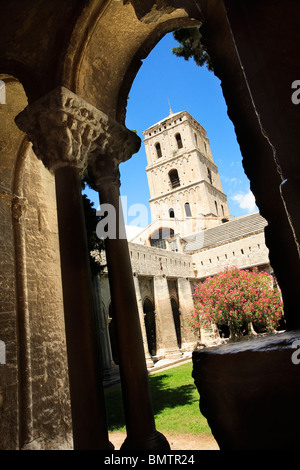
[171, 297, 181, 349]
[143, 298, 157, 357]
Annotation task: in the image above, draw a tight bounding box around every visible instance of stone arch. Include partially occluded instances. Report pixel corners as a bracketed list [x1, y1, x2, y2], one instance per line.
[149, 227, 174, 249]
[108, 302, 119, 365]
[143, 297, 157, 357]
[170, 296, 181, 349]
[59, 1, 201, 120]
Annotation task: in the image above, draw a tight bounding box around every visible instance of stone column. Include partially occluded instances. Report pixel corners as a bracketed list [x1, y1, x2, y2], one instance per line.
[177, 277, 197, 349]
[92, 275, 116, 378]
[133, 273, 155, 368]
[12, 196, 34, 448]
[153, 275, 182, 361]
[88, 126, 169, 450]
[15, 87, 112, 450]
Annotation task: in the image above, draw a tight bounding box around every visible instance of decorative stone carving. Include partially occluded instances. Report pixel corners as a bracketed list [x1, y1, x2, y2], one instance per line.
[88, 122, 141, 190]
[15, 86, 141, 179]
[14, 87, 102, 172]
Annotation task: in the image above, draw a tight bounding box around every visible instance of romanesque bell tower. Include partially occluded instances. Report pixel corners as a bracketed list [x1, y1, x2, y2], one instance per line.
[143, 110, 230, 239]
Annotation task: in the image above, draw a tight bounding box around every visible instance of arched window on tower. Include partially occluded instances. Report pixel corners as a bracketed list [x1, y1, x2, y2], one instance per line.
[175, 133, 183, 149]
[149, 228, 174, 249]
[215, 201, 219, 215]
[207, 167, 213, 184]
[155, 142, 162, 158]
[184, 202, 192, 217]
[169, 208, 175, 218]
[168, 169, 180, 189]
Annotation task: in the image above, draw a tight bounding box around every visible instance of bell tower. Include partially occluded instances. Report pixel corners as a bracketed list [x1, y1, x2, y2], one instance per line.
[143, 110, 230, 238]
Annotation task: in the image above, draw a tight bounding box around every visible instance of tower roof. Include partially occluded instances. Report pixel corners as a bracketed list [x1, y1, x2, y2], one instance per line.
[143, 110, 207, 138]
[143, 110, 185, 134]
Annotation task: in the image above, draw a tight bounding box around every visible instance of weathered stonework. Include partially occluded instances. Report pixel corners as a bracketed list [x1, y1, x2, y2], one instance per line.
[1, 0, 300, 451]
[144, 110, 230, 233]
[15, 87, 111, 173]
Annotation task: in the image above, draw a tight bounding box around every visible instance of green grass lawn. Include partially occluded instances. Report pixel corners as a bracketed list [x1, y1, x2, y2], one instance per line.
[104, 362, 211, 436]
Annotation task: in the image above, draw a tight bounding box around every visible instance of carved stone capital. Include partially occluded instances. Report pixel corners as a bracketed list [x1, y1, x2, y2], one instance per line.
[15, 87, 111, 173]
[88, 122, 141, 191]
[15, 87, 141, 184]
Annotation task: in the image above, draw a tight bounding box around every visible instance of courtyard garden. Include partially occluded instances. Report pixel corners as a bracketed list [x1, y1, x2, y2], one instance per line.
[104, 361, 211, 436]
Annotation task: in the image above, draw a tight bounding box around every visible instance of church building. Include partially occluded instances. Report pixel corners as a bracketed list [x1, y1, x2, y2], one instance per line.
[95, 110, 271, 383]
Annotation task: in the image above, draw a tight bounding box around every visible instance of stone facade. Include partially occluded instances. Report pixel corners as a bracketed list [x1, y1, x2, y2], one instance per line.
[1, 0, 300, 451]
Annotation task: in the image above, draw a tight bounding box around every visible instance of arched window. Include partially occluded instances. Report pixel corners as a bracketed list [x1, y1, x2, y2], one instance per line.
[108, 303, 119, 365]
[155, 142, 162, 158]
[175, 133, 183, 149]
[149, 227, 174, 249]
[184, 202, 192, 217]
[171, 298, 181, 349]
[169, 208, 175, 218]
[207, 167, 212, 184]
[143, 298, 156, 356]
[215, 201, 219, 215]
[168, 169, 180, 189]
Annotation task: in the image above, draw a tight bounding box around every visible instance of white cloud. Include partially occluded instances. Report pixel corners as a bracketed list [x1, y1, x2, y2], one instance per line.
[125, 225, 145, 240]
[231, 191, 257, 213]
[222, 176, 241, 187]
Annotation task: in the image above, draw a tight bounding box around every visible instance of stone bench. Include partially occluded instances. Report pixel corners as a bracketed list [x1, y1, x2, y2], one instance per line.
[192, 330, 300, 450]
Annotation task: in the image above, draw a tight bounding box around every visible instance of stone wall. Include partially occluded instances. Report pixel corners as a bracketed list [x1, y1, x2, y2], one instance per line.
[22, 148, 71, 449]
[192, 232, 270, 279]
[128, 241, 194, 277]
[0, 78, 71, 449]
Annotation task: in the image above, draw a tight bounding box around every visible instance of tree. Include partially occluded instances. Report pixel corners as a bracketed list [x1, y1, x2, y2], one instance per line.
[172, 27, 213, 71]
[81, 175, 106, 275]
[188, 266, 283, 340]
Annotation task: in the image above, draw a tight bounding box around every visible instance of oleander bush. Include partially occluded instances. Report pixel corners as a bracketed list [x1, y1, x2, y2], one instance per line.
[188, 266, 283, 339]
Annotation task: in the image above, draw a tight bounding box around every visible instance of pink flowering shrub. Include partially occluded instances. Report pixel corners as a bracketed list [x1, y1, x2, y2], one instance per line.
[188, 266, 283, 338]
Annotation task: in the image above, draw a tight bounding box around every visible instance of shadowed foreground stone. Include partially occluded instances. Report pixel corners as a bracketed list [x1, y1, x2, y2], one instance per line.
[193, 331, 300, 450]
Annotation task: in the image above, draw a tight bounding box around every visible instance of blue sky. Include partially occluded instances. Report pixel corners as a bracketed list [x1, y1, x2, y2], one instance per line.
[84, 32, 257, 236]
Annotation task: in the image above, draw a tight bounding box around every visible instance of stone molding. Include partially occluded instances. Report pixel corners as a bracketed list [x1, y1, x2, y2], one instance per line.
[15, 87, 140, 177]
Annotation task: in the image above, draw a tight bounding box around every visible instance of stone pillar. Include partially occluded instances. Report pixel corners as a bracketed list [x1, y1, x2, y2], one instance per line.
[153, 275, 182, 361]
[92, 275, 116, 378]
[133, 273, 155, 368]
[196, 0, 300, 330]
[88, 126, 169, 450]
[224, 0, 300, 259]
[177, 277, 197, 350]
[12, 195, 33, 448]
[220, 0, 300, 328]
[15, 87, 112, 450]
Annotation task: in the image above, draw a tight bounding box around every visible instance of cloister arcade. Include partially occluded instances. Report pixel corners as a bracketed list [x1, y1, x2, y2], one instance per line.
[0, 0, 300, 450]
